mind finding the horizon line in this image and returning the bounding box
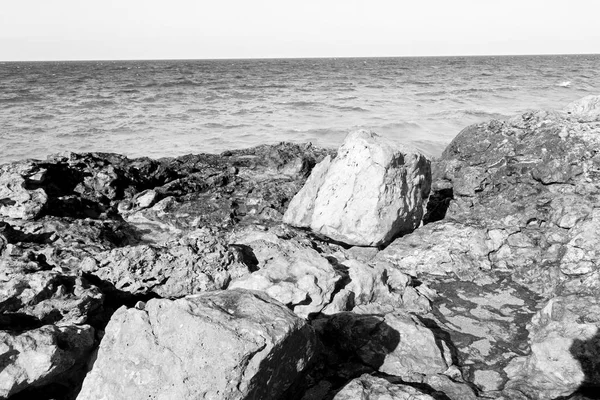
[1,52,599,63]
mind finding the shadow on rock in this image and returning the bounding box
[569,331,600,399]
[423,188,453,225]
[289,312,454,400]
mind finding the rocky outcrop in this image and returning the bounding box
[0,324,94,399]
[2,96,600,400]
[228,228,342,318]
[374,95,600,398]
[504,295,600,399]
[76,289,316,400]
[333,374,436,400]
[283,130,431,246]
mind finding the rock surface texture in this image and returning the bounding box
[2,97,600,400]
[77,289,316,400]
[283,130,431,246]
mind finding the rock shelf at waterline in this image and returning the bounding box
[1,95,600,400]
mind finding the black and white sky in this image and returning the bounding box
[1,0,598,61]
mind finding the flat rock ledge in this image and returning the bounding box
[1,96,600,400]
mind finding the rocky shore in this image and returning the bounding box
[1,96,600,400]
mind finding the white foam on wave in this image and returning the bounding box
[558,81,571,87]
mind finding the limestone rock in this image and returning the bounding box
[84,229,251,298]
[77,289,316,400]
[564,94,600,121]
[333,374,436,400]
[0,162,48,220]
[229,228,342,318]
[0,324,94,398]
[0,265,103,328]
[321,312,450,378]
[504,295,600,399]
[427,108,600,295]
[375,221,493,280]
[283,130,431,246]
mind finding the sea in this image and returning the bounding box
[1,55,599,163]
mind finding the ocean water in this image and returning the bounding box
[1,55,599,163]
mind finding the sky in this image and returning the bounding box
[1,0,599,61]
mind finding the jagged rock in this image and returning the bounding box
[564,94,600,121]
[283,130,431,246]
[422,372,479,400]
[504,295,600,400]
[83,229,251,298]
[333,374,436,400]
[0,162,48,220]
[76,289,316,400]
[0,324,94,398]
[320,312,450,378]
[229,228,342,318]
[426,109,600,295]
[0,261,103,328]
[322,260,431,315]
[375,221,493,281]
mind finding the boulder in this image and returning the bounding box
[504,295,600,400]
[564,94,600,121]
[283,130,431,246]
[333,374,436,400]
[77,289,316,400]
[427,108,600,295]
[229,228,342,318]
[0,324,94,398]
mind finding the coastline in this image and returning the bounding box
[1,95,600,399]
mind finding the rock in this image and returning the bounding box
[0,162,48,220]
[229,228,342,318]
[427,109,600,295]
[374,221,493,280]
[333,374,436,400]
[422,373,479,400]
[320,312,450,378]
[564,94,600,121]
[77,289,316,400]
[84,229,252,298]
[322,260,430,315]
[0,264,104,328]
[283,130,431,246]
[132,189,158,209]
[0,324,94,399]
[504,295,600,399]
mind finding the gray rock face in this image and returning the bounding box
[0,324,94,398]
[229,228,342,318]
[82,228,252,298]
[333,374,436,400]
[320,311,450,378]
[375,103,600,397]
[504,295,600,400]
[77,289,316,400]
[564,94,600,121]
[283,130,431,246]
[0,163,48,220]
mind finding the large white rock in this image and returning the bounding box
[283,130,431,246]
[77,289,316,400]
[564,94,600,121]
